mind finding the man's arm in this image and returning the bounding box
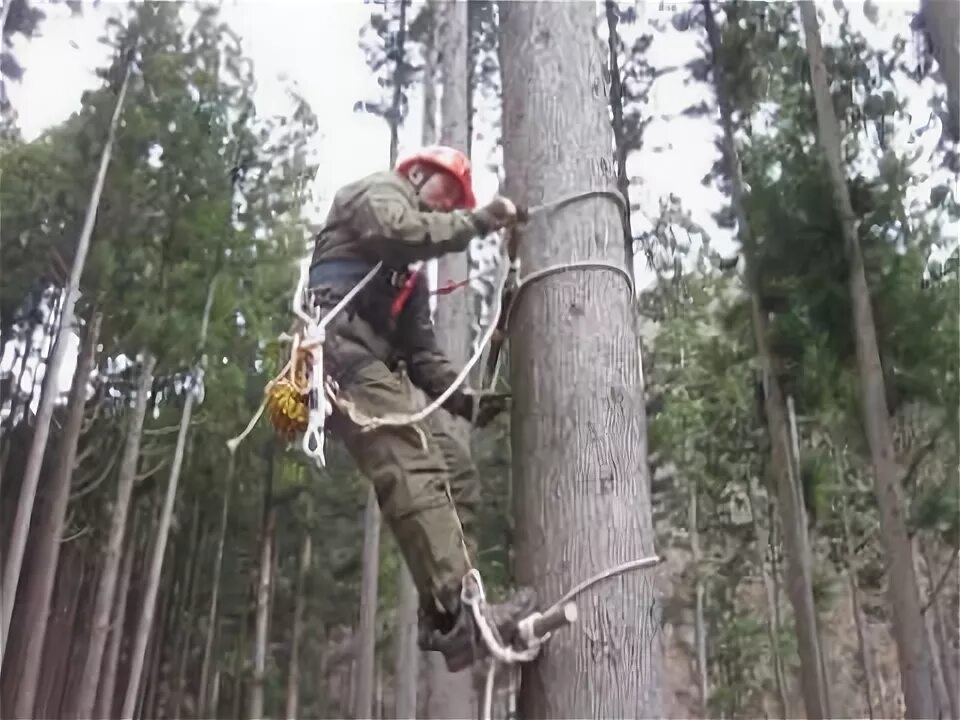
[398,275,463,400]
[351,180,504,266]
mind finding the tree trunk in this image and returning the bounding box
[799,5,938,717]
[172,503,204,719]
[121,275,218,719]
[75,352,157,719]
[427,0,476,717]
[689,481,709,714]
[286,531,311,720]
[198,452,236,718]
[394,566,419,720]
[353,486,381,720]
[923,541,959,720]
[702,2,830,715]
[249,504,275,720]
[14,312,102,715]
[2,58,133,659]
[746,477,790,718]
[921,0,960,142]
[96,508,139,720]
[499,3,661,716]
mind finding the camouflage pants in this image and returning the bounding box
[329,359,479,613]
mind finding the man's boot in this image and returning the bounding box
[418,585,538,673]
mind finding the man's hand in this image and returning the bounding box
[474,195,519,233]
[444,389,510,428]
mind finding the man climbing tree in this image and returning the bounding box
[308,144,537,672]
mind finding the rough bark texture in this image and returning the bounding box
[286,531,311,720]
[499,4,661,717]
[14,312,102,717]
[702,2,830,715]
[354,486,381,720]
[2,60,132,655]
[75,352,157,719]
[427,0,476,716]
[921,0,960,142]
[198,452,236,718]
[799,4,938,717]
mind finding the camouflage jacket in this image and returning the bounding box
[309,170,487,398]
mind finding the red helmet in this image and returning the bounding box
[395,145,477,209]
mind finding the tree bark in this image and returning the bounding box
[394,566,419,720]
[121,275,219,719]
[353,486,381,720]
[2,58,133,659]
[198,452,236,719]
[427,0,476,716]
[702,2,830,715]
[799,5,938,717]
[923,541,959,720]
[172,503,204,719]
[499,3,661,716]
[75,352,156,719]
[286,531,311,720]
[14,312,102,716]
[96,508,139,720]
[921,0,960,142]
[249,504,275,720]
[689,481,709,715]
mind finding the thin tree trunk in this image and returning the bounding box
[75,351,157,719]
[198,452,236,718]
[427,0,476,716]
[923,541,959,720]
[702,2,830,715]
[837,456,877,720]
[353,486,381,720]
[15,312,102,716]
[121,276,219,719]
[286,531,311,720]
[172,503,204,719]
[96,508,139,720]
[2,58,133,660]
[500,3,661,716]
[689,481,709,714]
[746,476,790,718]
[249,505,275,720]
[799,5,938,716]
[394,566,419,720]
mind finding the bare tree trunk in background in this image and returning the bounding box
[121,276,219,719]
[75,352,156,719]
[921,0,960,141]
[394,566,419,719]
[702,2,830,715]
[96,509,139,720]
[14,312,102,715]
[913,540,952,718]
[198,452,236,718]
[746,477,790,718]
[922,541,959,720]
[689,482,709,714]
[249,504,275,720]
[427,0,476,717]
[354,487,381,720]
[799,5,938,716]
[2,59,133,660]
[285,531,311,720]
[172,504,204,719]
[500,3,661,716]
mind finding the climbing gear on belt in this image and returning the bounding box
[395,145,477,208]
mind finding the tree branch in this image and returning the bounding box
[136,456,170,482]
[71,441,122,502]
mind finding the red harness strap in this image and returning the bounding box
[389,267,471,319]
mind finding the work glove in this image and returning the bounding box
[473,195,519,235]
[444,389,510,428]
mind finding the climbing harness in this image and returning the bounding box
[464,555,663,720]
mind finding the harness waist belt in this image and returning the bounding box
[309,259,376,288]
